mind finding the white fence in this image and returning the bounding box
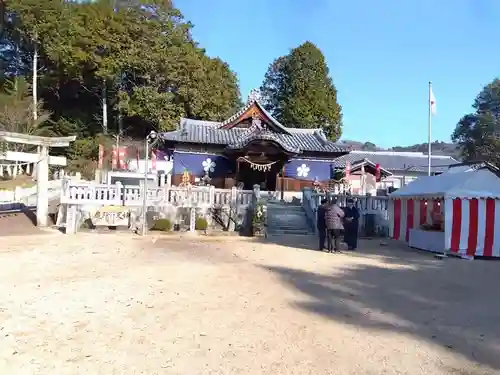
[0,178,73,204]
[0,185,38,203]
[302,187,390,236]
[60,180,254,208]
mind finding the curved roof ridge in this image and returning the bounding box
[285,127,320,134]
[180,118,220,127]
[226,131,301,154]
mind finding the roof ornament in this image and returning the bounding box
[251,111,262,130]
[247,88,262,105]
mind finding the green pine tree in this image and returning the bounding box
[260,41,342,140]
[451,78,500,166]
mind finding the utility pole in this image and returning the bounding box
[102,83,108,134]
[32,34,38,121]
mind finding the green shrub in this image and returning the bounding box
[195,217,208,231]
[152,218,172,232]
[252,203,266,225]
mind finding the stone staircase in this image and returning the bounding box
[266,201,315,236]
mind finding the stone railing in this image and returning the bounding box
[302,187,390,237]
[0,172,82,204]
[166,186,253,207]
[60,180,254,208]
[0,185,37,203]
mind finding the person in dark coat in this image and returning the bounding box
[343,198,360,250]
[324,198,345,252]
[316,199,328,250]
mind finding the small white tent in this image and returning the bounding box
[390,168,500,199]
[389,167,500,258]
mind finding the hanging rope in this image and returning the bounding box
[237,157,278,172]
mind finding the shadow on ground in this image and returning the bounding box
[261,243,500,371]
[258,234,439,267]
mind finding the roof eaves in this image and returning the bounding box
[255,101,291,135]
[226,133,301,154]
[219,102,252,127]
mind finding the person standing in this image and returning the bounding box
[343,198,360,250]
[324,198,345,253]
[316,199,328,250]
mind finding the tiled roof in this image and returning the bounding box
[160,118,348,154]
[226,130,301,154]
[331,151,459,173]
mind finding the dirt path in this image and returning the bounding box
[0,233,498,374]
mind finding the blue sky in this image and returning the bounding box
[177,0,499,147]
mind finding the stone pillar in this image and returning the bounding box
[66,205,78,234]
[115,181,123,205]
[189,207,196,232]
[209,185,216,206]
[36,145,49,227]
[252,184,260,205]
[159,172,166,187]
[228,186,238,231]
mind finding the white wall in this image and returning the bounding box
[379,171,428,189]
[127,159,173,174]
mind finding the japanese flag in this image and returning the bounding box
[430,87,437,115]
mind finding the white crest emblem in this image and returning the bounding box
[296,164,310,178]
[202,158,216,173]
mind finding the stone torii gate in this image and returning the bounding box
[0,131,76,226]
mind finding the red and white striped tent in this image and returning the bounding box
[389,166,500,258]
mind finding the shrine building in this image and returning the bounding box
[158,91,459,193]
[159,92,351,191]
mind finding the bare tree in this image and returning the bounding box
[0,78,52,151]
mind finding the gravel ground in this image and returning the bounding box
[0,211,49,236]
[0,232,499,375]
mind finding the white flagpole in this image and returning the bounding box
[427,81,432,176]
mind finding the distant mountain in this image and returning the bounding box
[338,140,460,159]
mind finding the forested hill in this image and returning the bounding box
[339,140,460,158]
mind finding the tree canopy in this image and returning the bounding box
[260,41,342,140]
[0,0,242,175]
[451,78,500,166]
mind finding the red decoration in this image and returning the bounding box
[111,148,117,169]
[112,146,128,170]
[375,163,381,181]
[98,144,104,169]
[345,162,351,180]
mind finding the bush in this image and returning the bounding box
[252,203,266,225]
[195,217,208,231]
[151,218,172,232]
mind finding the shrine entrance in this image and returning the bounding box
[237,156,283,190]
[226,139,295,192]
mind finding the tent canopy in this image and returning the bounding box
[390,168,500,199]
